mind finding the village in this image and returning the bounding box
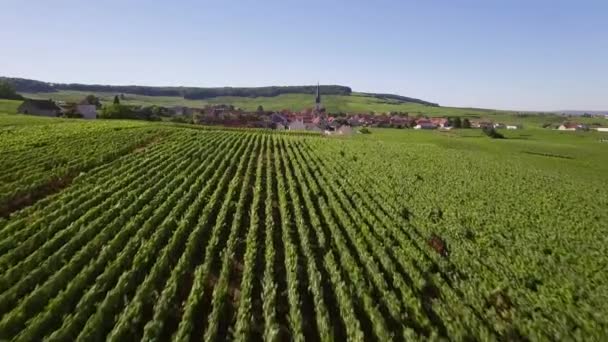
[15,84,608,134]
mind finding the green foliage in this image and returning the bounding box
[0,116,606,341]
[113,95,120,105]
[169,115,192,124]
[462,118,471,128]
[101,104,132,119]
[482,126,505,139]
[83,94,102,109]
[359,127,371,134]
[184,85,352,99]
[450,117,462,128]
[0,81,23,100]
[0,99,23,114]
[60,110,83,119]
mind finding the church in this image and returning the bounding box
[315,83,324,113]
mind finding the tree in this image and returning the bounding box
[452,117,462,128]
[256,105,264,114]
[0,81,24,100]
[84,94,102,108]
[100,104,133,119]
[113,95,120,105]
[482,126,505,139]
[462,118,471,128]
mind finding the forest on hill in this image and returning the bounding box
[0,76,438,106]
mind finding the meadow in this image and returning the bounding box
[0,111,606,341]
[20,91,507,115]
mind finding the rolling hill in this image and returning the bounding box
[5,76,603,127]
[1,76,437,107]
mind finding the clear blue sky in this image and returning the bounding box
[1,0,607,111]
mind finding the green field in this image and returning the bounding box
[0,111,607,341]
[24,90,479,113]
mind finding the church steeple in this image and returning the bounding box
[315,83,322,111]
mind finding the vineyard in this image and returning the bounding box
[0,117,607,341]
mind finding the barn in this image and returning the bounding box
[18,99,61,117]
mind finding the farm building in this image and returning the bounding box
[18,99,61,117]
[59,103,97,119]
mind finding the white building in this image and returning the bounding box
[506,124,522,130]
[337,125,353,135]
[76,104,97,119]
[558,123,587,131]
[288,119,306,131]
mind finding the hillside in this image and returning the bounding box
[1,76,437,106]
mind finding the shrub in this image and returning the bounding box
[482,126,505,139]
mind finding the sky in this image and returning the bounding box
[1,0,607,111]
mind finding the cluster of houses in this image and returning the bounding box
[20,87,608,134]
[15,96,529,134]
[557,123,608,132]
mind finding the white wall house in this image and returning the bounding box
[558,124,586,131]
[414,123,437,130]
[337,125,353,135]
[288,119,306,131]
[76,104,97,119]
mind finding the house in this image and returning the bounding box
[288,119,306,131]
[506,124,522,130]
[430,117,450,128]
[270,112,288,127]
[390,115,408,127]
[470,121,494,129]
[305,123,323,132]
[493,123,506,129]
[558,123,587,131]
[347,116,362,126]
[558,123,577,131]
[336,125,353,135]
[374,115,391,127]
[593,127,608,132]
[76,104,97,119]
[58,102,96,119]
[414,119,437,130]
[17,99,61,117]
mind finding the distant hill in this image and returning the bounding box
[0,76,438,107]
[554,110,608,116]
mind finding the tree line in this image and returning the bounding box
[0,77,352,99]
